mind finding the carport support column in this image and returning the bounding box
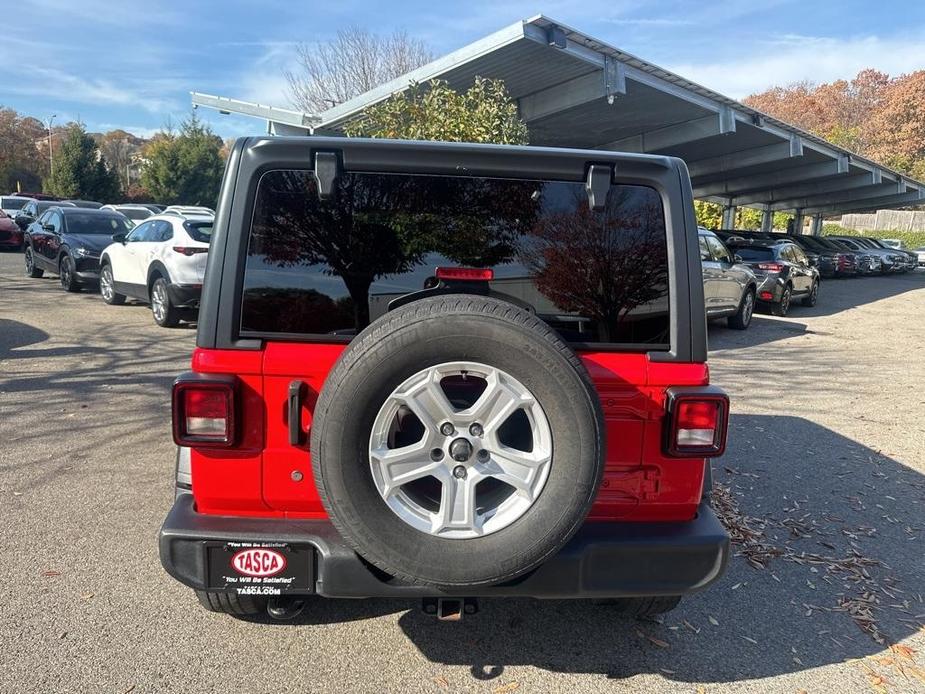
[792,210,805,235]
[760,208,773,233]
[721,204,736,230]
[810,214,823,236]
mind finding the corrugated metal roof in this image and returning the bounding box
[311,14,924,216]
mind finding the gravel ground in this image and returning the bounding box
[1,250,923,694]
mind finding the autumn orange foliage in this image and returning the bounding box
[744,69,925,180]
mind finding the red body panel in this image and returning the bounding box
[188,345,710,522]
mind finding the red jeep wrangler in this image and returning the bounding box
[159,137,730,620]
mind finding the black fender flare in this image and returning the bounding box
[147,260,173,292]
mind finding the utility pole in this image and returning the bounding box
[46,114,57,178]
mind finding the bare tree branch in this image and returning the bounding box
[285,27,433,113]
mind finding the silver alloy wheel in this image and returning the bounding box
[24,248,33,272]
[781,288,791,315]
[152,282,167,323]
[743,291,754,324]
[100,266,114,301]
[369,361,553,539]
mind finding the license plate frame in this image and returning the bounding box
[204,541,315,595]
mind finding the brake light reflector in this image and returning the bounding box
[172,375,237,447]
[435,267,494,281]
[759,291,774,300]
[664,388,729,457]
[757,262,784,272]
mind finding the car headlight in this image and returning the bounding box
[72,247,99,259]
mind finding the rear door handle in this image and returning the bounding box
[288,380,305,446]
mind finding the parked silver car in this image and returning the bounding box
[698,228,759,329]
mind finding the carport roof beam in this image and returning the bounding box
[685,139,803,179]
[693,156,849,196]
[730,171,880,206]
[767,180,912,212]
[800,189,925,215]
[597,112,735,154]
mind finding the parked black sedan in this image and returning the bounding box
[725,240,820,316]
[24,207,134,292]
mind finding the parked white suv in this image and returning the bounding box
[99,213,212,327]
[101,204,154,224]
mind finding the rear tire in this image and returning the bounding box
[24,246,43,278]
[592,596,682,617]
[59,255,80,292]
[151,277,180,327]
[771,285,792,317]
[194,590,267,616]
[727,288,754,330]
[99,264,126,305]
[311,295,605,588]
[801,280,818,307]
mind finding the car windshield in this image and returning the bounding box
[1,198,28,211]
[66,213,133,234]
[117,207,151,220]
[185,221,213,243]
[732,246,775,261]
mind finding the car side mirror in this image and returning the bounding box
[42,223,55,232]
[112,233,127,244]
[733,254,743,263]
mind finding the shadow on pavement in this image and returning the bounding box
[0,318,49,353]
[388,414,923,685]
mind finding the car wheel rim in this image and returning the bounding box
[152,284,166,322]
[24,249,32,272]
[811,283,818,304]
[101,268,113,300]
[743,292,754,324]
[368,361,552,539]
[782,291,790,314]
[60,261,70,287]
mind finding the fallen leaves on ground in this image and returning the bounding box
[713,477,919,646]
[636,628,670,649]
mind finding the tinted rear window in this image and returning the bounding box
[118,207,151,220]
[241,170,670,348]
[66,213,133,234]
[185,221,213,243]
[733,246,775,261]
[1,198,27,211]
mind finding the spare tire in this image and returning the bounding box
[310,295,605,587]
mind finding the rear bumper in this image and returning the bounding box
[166,283,202,308]
[159,492,729,599]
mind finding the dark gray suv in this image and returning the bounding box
[698,228,758,330]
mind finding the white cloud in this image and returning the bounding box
[668,33,925,99]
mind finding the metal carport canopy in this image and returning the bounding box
[310,14,925,218]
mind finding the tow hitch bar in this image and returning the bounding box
[422,597,479,621]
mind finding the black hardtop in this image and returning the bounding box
[196,136,707,364]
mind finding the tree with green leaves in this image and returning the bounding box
[46,124,121,200]
[141,116,224,206]
[252,77,533,330]
[343,77,529,145]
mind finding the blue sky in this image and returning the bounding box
[3,0,925,139]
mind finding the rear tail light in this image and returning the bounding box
[172,246,209,256]
[435,266,494,281]
[757,262,784,272]
[172,374,237,447]
[759,291,774,300]
[664,387,729,458]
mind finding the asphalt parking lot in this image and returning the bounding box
[1,250,923,694]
